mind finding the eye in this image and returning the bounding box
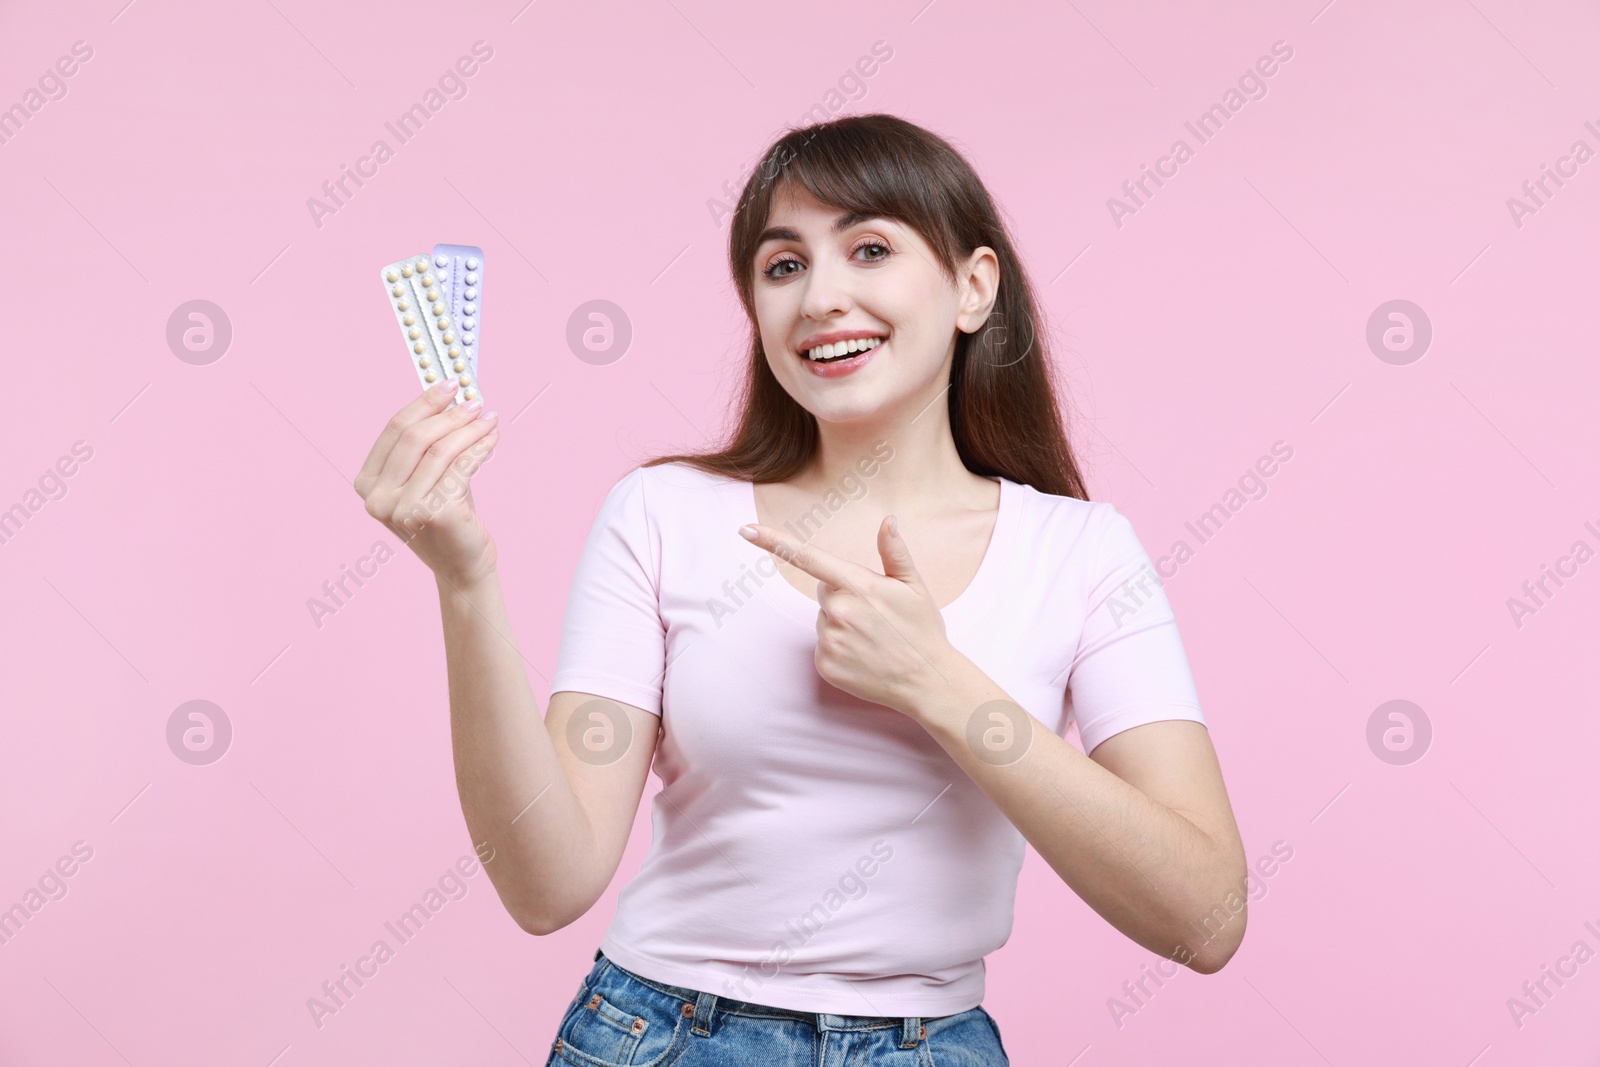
[762,255,803,280]
[760,239,893,280]
[851,239,892,263]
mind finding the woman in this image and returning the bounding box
[356,113,1247,1066]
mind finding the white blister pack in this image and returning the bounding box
[380,244,483,406]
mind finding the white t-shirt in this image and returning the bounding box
[549,460,1207,1016]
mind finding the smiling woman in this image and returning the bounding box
[355,111,1248,1067]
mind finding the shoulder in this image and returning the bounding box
[1005,480,1160,588]
[629,460,742,497]
[593,460,744,522]
[1006,478,1126,547]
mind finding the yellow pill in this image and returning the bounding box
[418,356,431,368]
[413,342,425,354]
[386,269,399,282]
[391,285,404,297]
[425,370,437,382]
[463,387,477,400]
[426,289,439,301]
[402,264,414,277]
[443,331,456,344]
[448,345,461,357]
[415,257,428,269]
[408,328,421,340]
[453,360,465,372]
[397,300,409,311]
[459,374,472,386]
[437,317,451,330]
[431,302,444,315]
[402,314,415,326]
[422,274,434,286]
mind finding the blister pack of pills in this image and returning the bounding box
[379,243,483,406]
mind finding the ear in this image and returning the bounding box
[955,245,1001,334]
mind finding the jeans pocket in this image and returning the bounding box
[555,968,686,1067]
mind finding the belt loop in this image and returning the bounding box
[593,947,603,963]
[692,991,718,1037]
[900,1016,922,1048]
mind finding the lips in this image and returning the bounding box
[800,337,884,379]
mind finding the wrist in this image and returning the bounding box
[901,646,1006,737]
[436,563,500,603]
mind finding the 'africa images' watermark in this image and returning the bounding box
[566,299,633,366]
[305,845,493,1029]
[166,300,233,365]
[709,440,895,628]
[1098,441,1294,628]
[720,839,896,1002]
[965,700,1034,766]
[0,440,94,548]
[1108,839,1294,1028]
[305,41,494,230]
[1505,119,1600,230]
[1506,917,1600,1031]
[384,431,499,547]
[1107,39,1295,229]
[0,39,94,148]
[1505,517,1600,631]
[565,697,635,766]
[705,40,896,229]
[166,699,232,766]
[307,541,399,629]
[1366,699,1431,766]
[0,840,95,949]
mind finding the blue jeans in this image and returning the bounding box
[544,949,1010,1066]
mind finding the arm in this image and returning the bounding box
[439,575,659,934]
[906,657,1246,972]
[356,380,657,935]
[737,510,1248,972]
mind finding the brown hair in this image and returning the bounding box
[642,112,1088,501]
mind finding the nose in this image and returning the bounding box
[797,255,853,323]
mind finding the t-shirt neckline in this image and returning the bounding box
[737,473,1017,626]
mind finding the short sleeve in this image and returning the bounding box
[548,466,666,716]
[1064,504,1206,754]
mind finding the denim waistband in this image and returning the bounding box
[587,947,929,1048]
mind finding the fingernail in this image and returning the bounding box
[462,399,484,413]
[738,525,758,541]
[481,409,499,421]
[433,378,459,393]
[888,516,900,538]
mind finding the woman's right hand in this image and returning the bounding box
[354,379,502,588]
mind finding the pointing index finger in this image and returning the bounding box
[738,523,872,592]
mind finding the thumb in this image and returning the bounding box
[877,515,923,587]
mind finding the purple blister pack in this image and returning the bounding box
[430,244,482,403]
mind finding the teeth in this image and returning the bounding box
[805,336,884,361]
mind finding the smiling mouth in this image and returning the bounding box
[801,336,886,363]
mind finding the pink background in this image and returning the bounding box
[3,0,1597,1062]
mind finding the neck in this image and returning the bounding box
[802,382,990,516]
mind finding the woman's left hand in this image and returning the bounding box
[737,516,966,717]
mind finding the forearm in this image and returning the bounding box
[906,653,1246,971]
[436,571,600,931]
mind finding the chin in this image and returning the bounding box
[799,384,914,427]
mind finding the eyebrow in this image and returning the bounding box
[754,210,883,248]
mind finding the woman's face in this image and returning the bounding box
[750,183,997,428]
